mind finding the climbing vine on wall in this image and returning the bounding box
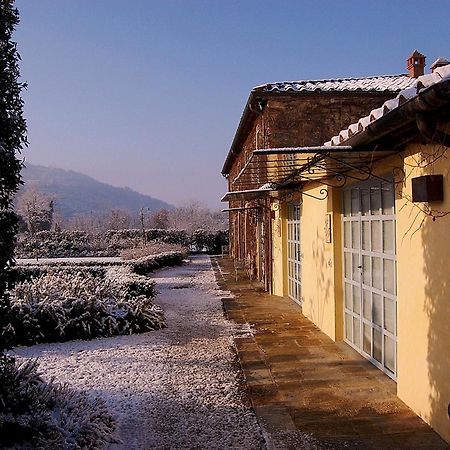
[398,130,450,237]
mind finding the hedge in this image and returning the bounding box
[131,252,185,276]
[9,266,164,346]
[15,229,229,258]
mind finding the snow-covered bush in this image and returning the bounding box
[15,228,227,258]
[105,266,157,299]
[9,267,165,346]
[121,242,187,260]
[11,264,111,284]
[12,250,185,286]
[191,229,229,254]
[131,251,184,275]
[106,228,190,246]
[0,355,118,449]
[16,230,114,258]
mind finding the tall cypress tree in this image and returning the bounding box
[0,0,27,352]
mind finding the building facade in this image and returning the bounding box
[222,53,450,442]
[222,73,416,291]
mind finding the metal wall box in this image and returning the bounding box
[411,175,444,202]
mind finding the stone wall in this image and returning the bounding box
[266,93,396,148]
[227,91,399,291]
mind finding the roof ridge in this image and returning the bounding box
[253,73,409,90]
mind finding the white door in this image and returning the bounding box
[287,203,302,305]
[342,180,397,379]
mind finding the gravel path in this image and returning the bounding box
[14,255,264,449]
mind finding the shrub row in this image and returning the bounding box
[0,355,118,449]
[106,229,190,246]
[15,228,229,258]
[16,230,114,258]
[8,250,186,346]
[8,266,164,346]
[10,265,109,284]
[132,252,185,276]
[12,259,123,285]
[120,242,187,260]
[190,229,229,254]
[11,250,185,281]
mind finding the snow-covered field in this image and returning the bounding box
[14,255,264,449]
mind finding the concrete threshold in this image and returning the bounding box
[212,256,449,450]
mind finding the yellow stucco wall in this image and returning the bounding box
[272,187,344,341]
[331,189,344,341]
[272,201,286,297]
[271,143,449,442]
[296,186,340,340]
[395,143,450,443]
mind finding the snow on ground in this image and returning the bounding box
[13,255,264,450]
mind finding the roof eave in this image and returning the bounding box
[221,77,412,176]
[341,79,450,150]
[220,89,397,176]
[221,91,259,176]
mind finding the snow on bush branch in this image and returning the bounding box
[9,266,165,346]
[12,250,185,279]
[0,355,118,449]
[131,251,185,275]
[15,228,229,258]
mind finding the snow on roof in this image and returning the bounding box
[259,182,279,190]
[431,57,450,70]
[324,64,450,146]
[253,74,416,94]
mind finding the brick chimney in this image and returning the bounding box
[430,57,450,72]
[406,50,426,78]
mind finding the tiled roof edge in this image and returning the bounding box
[252,74,412,93]
[325,65,450,147]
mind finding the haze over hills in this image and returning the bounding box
[20,163,174,218]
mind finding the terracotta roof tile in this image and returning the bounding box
[253,74,416,94]
[324,63,450,147]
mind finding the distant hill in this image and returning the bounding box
[20,163,173,218]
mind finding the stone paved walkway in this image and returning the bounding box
[212,257,449,450]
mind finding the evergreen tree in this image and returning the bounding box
[0,0,27,352]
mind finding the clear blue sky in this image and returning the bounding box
[14,0,450,208]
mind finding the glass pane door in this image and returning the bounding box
[343,180,397,379]
[287,203,302,304]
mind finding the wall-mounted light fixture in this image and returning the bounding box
[411,175,444,202]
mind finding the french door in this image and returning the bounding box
[287,203,302,305]
[342,180,397,379]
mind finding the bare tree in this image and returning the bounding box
[147,208,170,229]
[167,201,227,233]
[104,208,132,230]
[66,212,102,232]
[139,207,147,246]
[51,212,64,232]
[17,185,54,232]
